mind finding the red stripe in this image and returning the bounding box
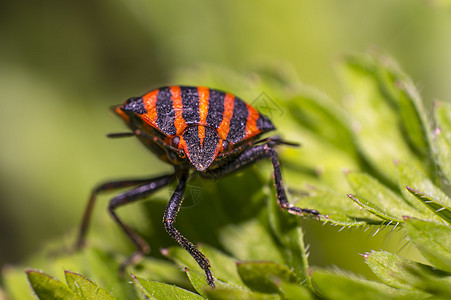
[198,87,209,125]
[170,86,186,135]
[244,103,261,139]
[198,87,210,146]
[198,125,205,147]
[178,136,188,156]
[217,93,235,141]
[141,89,159,127]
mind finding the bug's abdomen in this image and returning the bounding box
[121,86,275,144]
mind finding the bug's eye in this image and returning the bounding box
[171,136,180,148]
[222,140,231,152]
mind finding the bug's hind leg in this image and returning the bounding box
[163,170,215,287]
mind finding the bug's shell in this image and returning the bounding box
[115,86,275,170]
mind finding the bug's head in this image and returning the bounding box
[174,125,222,172]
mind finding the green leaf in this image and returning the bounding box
[132,257,190,289]
[184,268,214,298]
[311,269,424,300]
[364,251,451,297]
[184,268,277,300]
[164,245,244,288]
[404,217,451,273]
[396,161,450,222]
[375,64,433,171]
[406,187,451,224]
[340,54,426,186]
[267,186,310,285]
[364,250,417,290]
[219,219,285,265]
[434,101,451,183]
[164,245,249,291]
[287,92,357,159]
[131,275,203,300]
[281,121,360,194]
[80,248,137,299]
[277,281,314,300]
[347,194,399,222]
[205,287,280,300]
[64,271,115,300]
[199,245,245,286]
[347,172,422,221]
[291,187,382,226]
[236,261,298,294]
[162,246,205,279]
[26,269,77,300]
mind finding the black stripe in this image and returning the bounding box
[206,89,225,129]
[184,125,201,150]
[256,113,275,132]
[183,125,219,171]
[227,97,248,144]
[180,86,200,125]
[121,97,147,114]
[156,87,176,136]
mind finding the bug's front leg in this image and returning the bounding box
[78,174,174,275]
[163,170,215,287]
[76,175,174,250]
[205,142,320,218]
[264,145,320,218]
[108,175,177,273]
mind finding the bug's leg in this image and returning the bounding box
[76,175,174,256]
[206,143,320,218]
[163,170,215,287]
[264,145,320,217]
[216,136,299,161]
[105,175,175,273]
[255,135,301,147]
[76,176,173,249]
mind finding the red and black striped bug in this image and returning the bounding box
[76,86,319,287]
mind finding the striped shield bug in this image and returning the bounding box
[76,86,320,287]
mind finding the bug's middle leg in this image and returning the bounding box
[163,170,215,287]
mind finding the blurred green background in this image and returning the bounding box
[1,0,451,280]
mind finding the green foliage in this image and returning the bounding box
[132,275,203,300]
[2,52,451,299]
[25,269,115,300]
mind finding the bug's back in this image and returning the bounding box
[121,86,275,145]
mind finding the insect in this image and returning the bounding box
[75,86,320,287]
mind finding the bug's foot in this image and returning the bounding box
[205,269,215,288]
[287,205,321,220]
